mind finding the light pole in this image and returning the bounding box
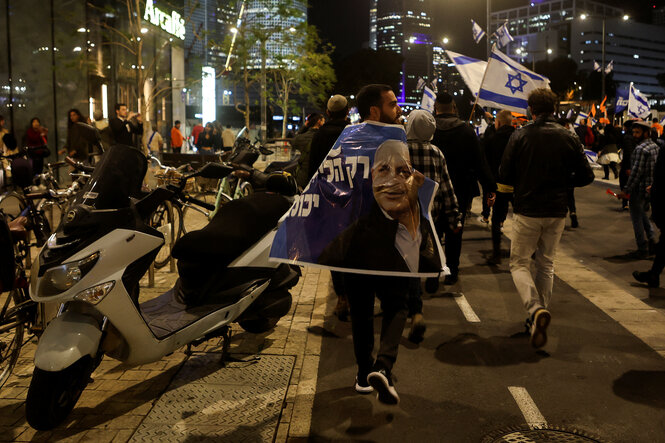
[580,13,629,100]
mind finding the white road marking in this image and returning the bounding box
[454,293,481,323]
[508,386,548,427]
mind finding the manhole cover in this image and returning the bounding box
[482,425,608,443]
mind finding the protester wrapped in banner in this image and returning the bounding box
[270,121,446,277]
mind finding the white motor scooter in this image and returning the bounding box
[26,145,299,430]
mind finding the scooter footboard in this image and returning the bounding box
[34,311,102,372]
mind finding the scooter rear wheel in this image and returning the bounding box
[25,355,93,430]
[238,317,279,334]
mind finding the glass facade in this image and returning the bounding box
[0,0,186,155]
[375,0,432,104]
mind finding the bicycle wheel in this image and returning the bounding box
[170,202,184,241]
[0,192,27,220]
[150,202,174,269]
[0,289,25,388]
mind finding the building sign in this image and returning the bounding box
[144,0,186,40]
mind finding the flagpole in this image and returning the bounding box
[486,0,491,60]
[469,44,495,121]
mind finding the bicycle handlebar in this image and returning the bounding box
[184,195,215,211]
[65,156,95,173]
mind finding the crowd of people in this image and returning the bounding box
[289,84,665,406]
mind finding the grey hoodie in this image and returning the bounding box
[406,109,436,142]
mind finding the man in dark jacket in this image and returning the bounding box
[499,88,594,349]
[431,92,496,284]
[308,95,350,182]
[483,110,515,264]
[619,120,637,210]
[109,103,143,147]
[633,148,665,287]
[292,113,324,188]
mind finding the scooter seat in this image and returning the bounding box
[263,154,300,175]
[171,192,291,266]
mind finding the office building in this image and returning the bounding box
[373,0,433,104]
[432,46,465,98]
[491,0,665,96]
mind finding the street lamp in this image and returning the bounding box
[579,13,628,99]
[442,37,449,45]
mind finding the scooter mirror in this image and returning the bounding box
[197,162,234,179]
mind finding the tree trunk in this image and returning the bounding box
[260,39,267,144]
[243,68,251,129]
[282,81,289,138]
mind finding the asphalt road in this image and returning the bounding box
[308,180,665,442]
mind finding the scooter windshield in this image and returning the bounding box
[73,144,147,210]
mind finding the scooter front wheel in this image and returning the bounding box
[25,355,93,430]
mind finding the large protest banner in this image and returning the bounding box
[270,121,446,277]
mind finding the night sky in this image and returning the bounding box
[309,0,665,62]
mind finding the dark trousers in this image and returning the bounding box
[620,167,630,207]
[603,162,618,179]
[345,274,409,375]
[481,192,491,219]
[567,188,576,214]
[442,204,468,276]
[330,271,345,296]
[172,146,182,154]
[407,278,422,317]
[491,192,513,254]
[652,222,665,275]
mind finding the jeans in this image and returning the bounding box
[628,193,655,252]
[345,274,409,375]
[510,214,565,317]
[491,192,513,254]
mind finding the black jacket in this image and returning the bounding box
[432,113,496,204]
[651,150,665,229]
[318,202,441,274]
[308,119,348,180]
[482,124,515,182]
[109,117,142,147]
[292,128,318,188]
[499,116,595,218]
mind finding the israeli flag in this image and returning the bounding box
[421,86,436,113]
[477,46,550,114]
[615,88,629,113]
[604,60,614,74]
[493,22,514,48]
[575,112,589,127]
[416,77,426,91]
[472,20,486,44]
[446,50,487,97]
[628,83,650,119]
[593,60,601,72]
[660,115,665,126]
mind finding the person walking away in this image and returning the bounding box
[560,118,582,228]
[617,120,660,259]
[196,123,217,154]
[633,147,665,288]
[222,125,235,151]
[293,113,324,189]
[499,88,594,348]
[346,84,406,404]
[598,123,620,180]
[432,92,496,284]
[60,109,90,164]
[147,123,164,155]
[170,120,185,153]
[619,120,637,211]
[405,109,461,342]
[24,117,49,175]
[483,110,516,265]
[110,103,143,147]
[309,96,350,321]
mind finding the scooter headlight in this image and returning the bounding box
[40,252,100,296]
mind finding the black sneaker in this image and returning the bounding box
[570,214,579,228]
[633,270,660,288]
[367,367,399,405]
[529,308,551,349]
[443,273,458,285]
[354,374,374,394]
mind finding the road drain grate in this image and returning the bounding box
[482,425,608,443]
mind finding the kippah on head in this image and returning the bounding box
[436,92,454,105]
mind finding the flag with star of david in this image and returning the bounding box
[628,82,650,119]
[477,46,550,114]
